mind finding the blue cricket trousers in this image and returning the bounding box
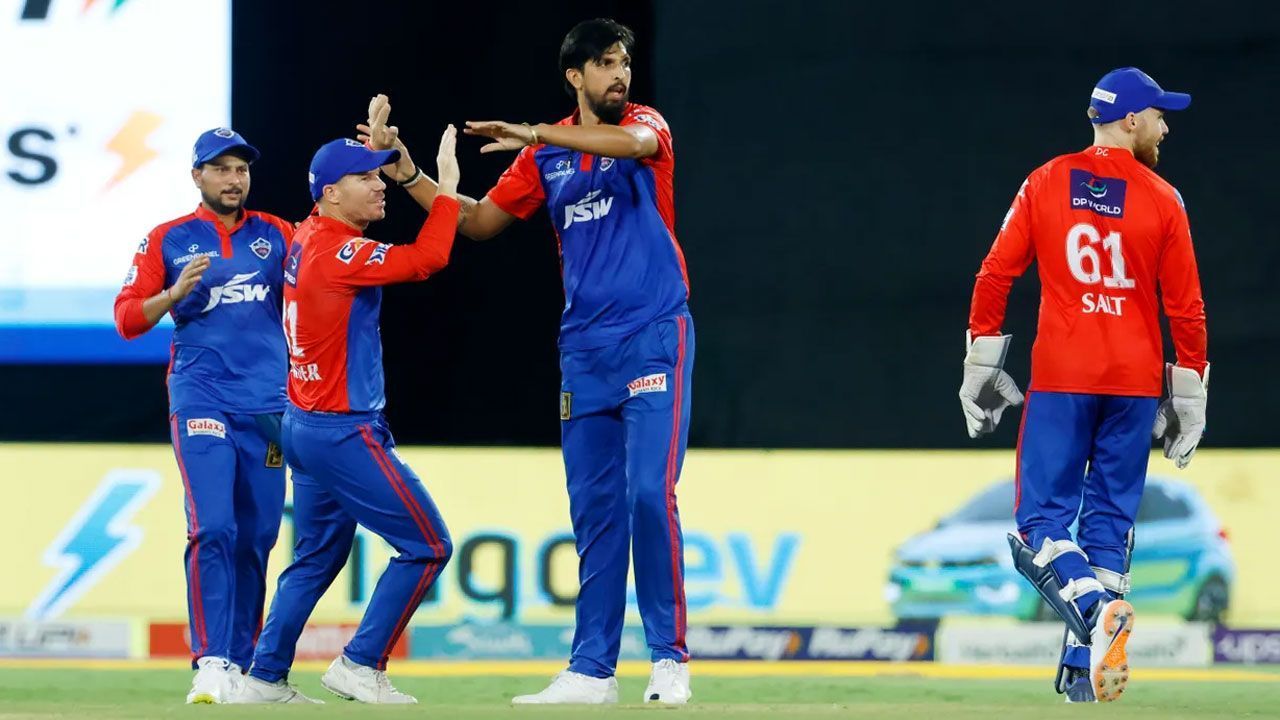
[560,310,694,678]
[1016,391,1157,667]
[250,409,451,679]
[170,410,286,669]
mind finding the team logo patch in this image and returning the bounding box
[265,442,283,468]
[560,392,573,420]
[365,243,391,265]
[1069,169,1126,218]
[250,237,272,260]
[627,373,668,397]
[336,239,368,264]
[186,418,226,439]
[122,266,137,287]
[136,237,149,255]
[600,157,615,171]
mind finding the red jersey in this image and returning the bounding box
[283,196,459,412]
[969,145,1207,397]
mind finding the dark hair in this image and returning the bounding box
[558,18,635,97]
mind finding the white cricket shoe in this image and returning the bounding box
[320,655,417,704]
[186,656,236,704]
[511,670,619,705]
[232,674,323,704]
[644,658,692,704]
[1089,599,1135,703]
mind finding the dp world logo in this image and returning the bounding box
[1081,177,1108,199]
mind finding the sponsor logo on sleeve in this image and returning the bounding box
[250,237,272,260]
[336,239,369,264]
[1069,169,1126,218]
[136,237,149,255]
[631,112,666,132]
[627,373,668,397]
[122,266,137,286]
[365,243,391,265]
[284,252,300,286]
[185,418,226,439]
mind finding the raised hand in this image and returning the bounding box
[463,120,536,153]
[169,256,211,302]
[358,94,417,182]
[436,124,459,195]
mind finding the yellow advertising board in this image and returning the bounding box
[1,445,1276,626]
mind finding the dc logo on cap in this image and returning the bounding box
[214,128,236,138]
[192,151,199,164]
[308,172,316,184]
[344,139,363,148]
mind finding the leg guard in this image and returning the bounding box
[1008,533,1105,645]
[1091,527,1135,598]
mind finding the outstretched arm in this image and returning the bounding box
[358,94,518,241]
[463,120,658,160]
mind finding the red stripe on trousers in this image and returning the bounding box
[171,416,209,658]
[664,316,689,656]
[358,426,442,554]
[379,561,442,670]
[1014,393,1031,517]
[357,425,445,667]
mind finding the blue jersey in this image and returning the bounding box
[115,206,293,414]
[486,103,690,350]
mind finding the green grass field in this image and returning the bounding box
[1,662,1277,719]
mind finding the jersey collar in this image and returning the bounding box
[195,204,248,234]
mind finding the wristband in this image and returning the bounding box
[398,167,424,188]
[524,122,540,146]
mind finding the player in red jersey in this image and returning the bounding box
[960,68,1208,703]
[236,114,460,705]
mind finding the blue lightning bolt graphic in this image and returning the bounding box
[26,470,161,620]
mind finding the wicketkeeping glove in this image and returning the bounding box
[1152,363,1209,469]
[959,332,1025,439]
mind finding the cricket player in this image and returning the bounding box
[959,67,1208,703]
[113,128,294,703]
[356,18,693,705]
[235,120,459,705]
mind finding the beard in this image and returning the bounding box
[586,86,628,125]
[201,188,244,215]
[1134,138,1160,169]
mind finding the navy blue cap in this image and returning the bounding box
[1089,67,1191,124]
[192,127,260,168]
[308,139,401,201]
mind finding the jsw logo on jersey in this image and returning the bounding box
[202,271,271,312]
[563,189,614,229]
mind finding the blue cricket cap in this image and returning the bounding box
[308,139,401,201]
[1089,67,1190,124]
[192,127,260,167]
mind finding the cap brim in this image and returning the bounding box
[1153,91,1191,111]
[345,148,401,174]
